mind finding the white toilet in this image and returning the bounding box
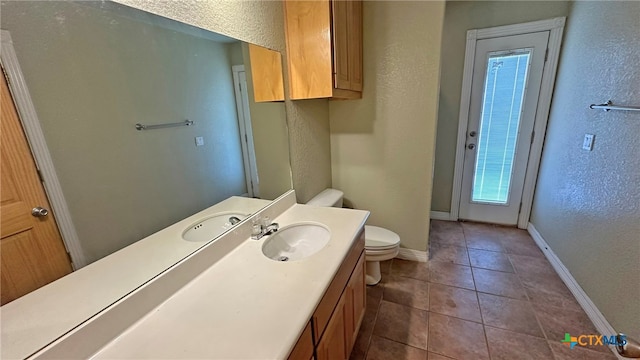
[307,188,400,285]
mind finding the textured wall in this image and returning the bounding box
[330,1,445,252]
[114,0,332,203]
[2,1,251,264]
[431,1,570,212]
[530,1,640,339]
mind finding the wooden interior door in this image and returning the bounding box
[1,71,72,305]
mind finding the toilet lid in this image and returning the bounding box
[365,225,400,250]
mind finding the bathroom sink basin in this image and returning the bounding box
[182,212,248,242]
[262,222,330,262]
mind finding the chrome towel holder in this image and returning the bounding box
[589,100,640,112]
[135,119,194,131]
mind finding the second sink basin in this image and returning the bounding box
[262,222,331,262]
[182,212,248,242]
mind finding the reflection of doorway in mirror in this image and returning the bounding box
[1,70,73,305]
[232,65,260,198]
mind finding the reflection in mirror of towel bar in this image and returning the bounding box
[589,100,640,112]
[135,120,194,131]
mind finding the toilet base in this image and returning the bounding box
[365,246,400,286]
[365,261,382,285]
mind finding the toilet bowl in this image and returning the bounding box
[307,188,401,285]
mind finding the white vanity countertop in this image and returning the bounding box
[92,204,369,359]
[1,196,270,360]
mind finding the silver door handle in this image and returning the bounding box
[31,207,49,217]
[468,144,476,150]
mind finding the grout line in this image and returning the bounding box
[461,223,493,360]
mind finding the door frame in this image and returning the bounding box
[1,30,86,269]
[231,65,260,198]
[449,17,566,228]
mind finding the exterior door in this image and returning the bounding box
[459,31,549,225]
[1,71,72,305]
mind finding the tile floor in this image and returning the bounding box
[350,220,617,360]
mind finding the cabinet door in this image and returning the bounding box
[316,293,348,360]
[332,0,363,93]
[288,322,314,360]
[331,0,350,90]
[346,253,366,352]
[283,0,333,99]
[248,44,285,102]
[347,0,363,91]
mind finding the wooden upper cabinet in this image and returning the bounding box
[284,0,363,100]
[248,44,285,102]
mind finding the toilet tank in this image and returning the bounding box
[306,188,344,208]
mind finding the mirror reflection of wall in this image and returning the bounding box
[0,1,291,268]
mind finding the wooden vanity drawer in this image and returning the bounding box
[312,228,365,345]
[288,321,313,360]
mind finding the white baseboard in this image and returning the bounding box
[396,248,428,263]
[430,211,451,221]
[527,223,624,359]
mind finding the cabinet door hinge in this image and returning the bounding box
[544,48,549,62]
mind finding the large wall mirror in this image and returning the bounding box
[0,0,291,357]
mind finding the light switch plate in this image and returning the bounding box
[195,136,205,147]
[582,134,594,151]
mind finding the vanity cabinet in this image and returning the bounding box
[283,0,363,100]
[288,229,366,360]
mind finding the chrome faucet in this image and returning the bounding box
[251,218,279,240]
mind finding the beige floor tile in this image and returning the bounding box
[523,285,582,312]
[464,231,505,252]
[518,271,574,300]
[373,300,429,350]
[472,268,528,300]
[468,248,514,272]
[383,275,429,311]
[427,352,454,360]
[366,336,427,360]
[430,221,466,247]
[501,236,544,258]
[509,254,557,276]
[428,261,475,290]
[532,302,610,354]
[429,244,469,266]
[478,293,544,338]
[391,259,430,282]
[428,313,489,360]
[428,283,482,323]
[354,223,596,360]
[485,326,555,360]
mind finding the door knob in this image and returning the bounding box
[468,144,476,150]
[31,207,49,217]
[469,131,477,137]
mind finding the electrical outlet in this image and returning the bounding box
[195,136,205,147]
[582,134,594,151]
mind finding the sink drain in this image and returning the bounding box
[277,256,289,262]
